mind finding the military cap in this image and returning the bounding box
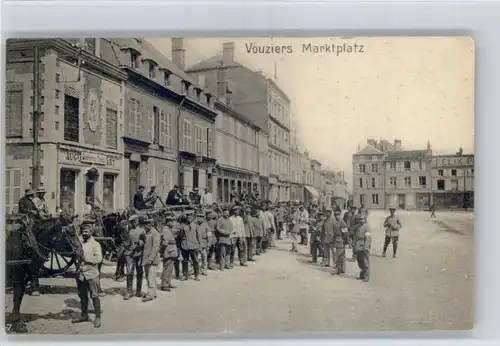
[138,215,153,224]
[207,211,217,219]
[128,214,139,222]
[196,212,205,217]
[164,214,176,221]
[334,207,342,213]
[36,187,46,193]
[81,217,95,225]
[25,189,35,196]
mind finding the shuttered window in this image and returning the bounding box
[5,168,22,214]
[159,109,167,147]
[64,94,80,142]
[136,103,143,139]
[127,99,137,137]
[5,88,23,138]
[145,107,153,143]
[166,111,173,150]
[195,125,203,154]
[106,108,118,148]
[183,120,192,152]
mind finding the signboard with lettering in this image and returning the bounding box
[60,148,120,169]
[432,155,474,167]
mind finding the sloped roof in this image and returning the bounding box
[353,145,384,156]
[186,54,242,72]
[386,150,429,161]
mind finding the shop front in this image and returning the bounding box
[216,165,259,203]
[57,145,124,215]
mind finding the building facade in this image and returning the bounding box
[431,153,474,209]
[5,38,127,215]
[100,38,217,205]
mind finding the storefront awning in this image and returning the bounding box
[304,185,320,199]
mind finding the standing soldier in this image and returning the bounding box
[383,206,403,258]
[244,206,256,262]
[332,207,349,275]
[216,209,232,270]
[298,205,310,246]
[309,212,323,263]
[141,216,161,302]
[197,212,211,275]
[72,218,103,328]
[180,213,201,281]
[123,214,145,300]
[250,207,265,256]
[345,204,358,260]
[320,209,335,267]
[229,207,248,267]
[206,211,218,270]
[160,214,179,291]
[353,213,372,282]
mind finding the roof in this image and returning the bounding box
[353,145,384,156]
[111,38,200,87]
[386,150,429,161]
[186,54,242,72]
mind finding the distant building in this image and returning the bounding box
[352,144,386,209]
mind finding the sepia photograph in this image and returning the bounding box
[4,36,474,334]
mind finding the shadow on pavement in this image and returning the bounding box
[432,220,466,235]
[5,308,77,329]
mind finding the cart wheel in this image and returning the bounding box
[42,250,75,276]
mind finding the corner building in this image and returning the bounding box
[5,39,127,215]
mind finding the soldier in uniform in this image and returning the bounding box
[180,213,201,281]
[250,207,265,256]
[216,209,232,270]
[206,211,218,270]
[320,209,335,267]
[141,215,161,302]
[332,207,349,275]
[345,204,358,260]
[243,205,256,262]
[383,206,403,258]
[197,212,211,275]
[309,212,323,263]
[353,213,372,282]
[229,206,248,267]
[123,214,145,300]
[33,187,51,218]
[160,214,178,291]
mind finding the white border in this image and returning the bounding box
[1,0,498,345]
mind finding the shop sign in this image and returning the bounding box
[433,155,474,167]
[219,169,252,181]
[64,149,117,167]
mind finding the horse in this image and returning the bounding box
[5,213,85,333]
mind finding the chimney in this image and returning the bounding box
[394,139,402,151]
[222,42,235,65]
[171,38,185,70]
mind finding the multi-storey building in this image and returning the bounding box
[186,41,293,201]
[431,152,474,208]
[5,38,127,215]
[100,38,217,204]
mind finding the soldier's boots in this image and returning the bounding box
[72,301,89,323]
[72,315,89,324]
[194,275,200,281]
[382,252,387,257]
[123,292,133,300]
[180,275,189,281]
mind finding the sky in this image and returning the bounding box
[148,37,475,187]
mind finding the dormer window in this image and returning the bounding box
[163,70,172,86]
[182,81,191,96]
[206,94,212,107]
[148,63,156,79]
[130,51,140,69]
[195,88,202,101]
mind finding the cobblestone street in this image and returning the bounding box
[5,211,474,334]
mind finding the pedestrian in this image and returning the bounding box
[353,213,372,282]
[206,211,218,270]
[160,214,179,291]
[320,209,335,267]
[180,213,201,281]
[250,207,265,256]
[229,206,248,267]
[430,203,437,218]
[244,206,256,262]
[197,212,211,275]
[332,207,349,275]
[298,205,310,246]
[344,204,358,260]
[133,185,147,211]
[309,212,323,263]
[140,215,161,302]
[383,206,403,258]
[216,209,232,270]
[72,218,103,328]
[123,214,145,300]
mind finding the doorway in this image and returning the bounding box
[398,194,406,209]
[129,161,139,206]
[193,168,199,189]
[60,169,77,214]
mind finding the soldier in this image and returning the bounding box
[144,186,158,209]
[250,207,265,256]
[160,214,178,291]
[72,217,103,328]
[33,187,51,218]
[320,209,335,267]
[18,189,38,217]
[332,207,349,275]
[206,211,217,270]
[345,205,358,259]
[123,214,145,300]
[141,216,161,302]
[180,213,201,281]
[244,206,256,262]
[383,206,403,258]
[229,206,248,267]
[353,213,372,282]
[197,212,211,275]
[298,205,310,246]
[216,209,232,270]
[133,185,147,211]
[309,212,323,263]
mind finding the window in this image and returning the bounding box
[450,179,458,190]
[451,169,457,176]
[389,162,396,171]
[404,161,411,171]
[418,161,424,171]
[372,194,379,205]
[471,168,474,176]
[359,177,363,188]
[183,119,192,152]
[371,164,378,173]
[390,176,397,188]
[438,169,444,176]
[419,176,427,187]
[153,106,160,144]
[166,111,173,150]
[207,128,213,157]
[404,176,412,187]
[130,51,140,68]
[360,194,365,205]
[5,88,23,137]
[105,108,118,149]
[195,125,203,154]
[371,177,376,188]
[437,179,445,191]
[60,169,76,214]
[148,63,156,79]
[64,94,79,142]
[274,127,278,145]
[359,164,366,173]
[164,71,171,86]
[102,173,115,212]
[5,168,22,214]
